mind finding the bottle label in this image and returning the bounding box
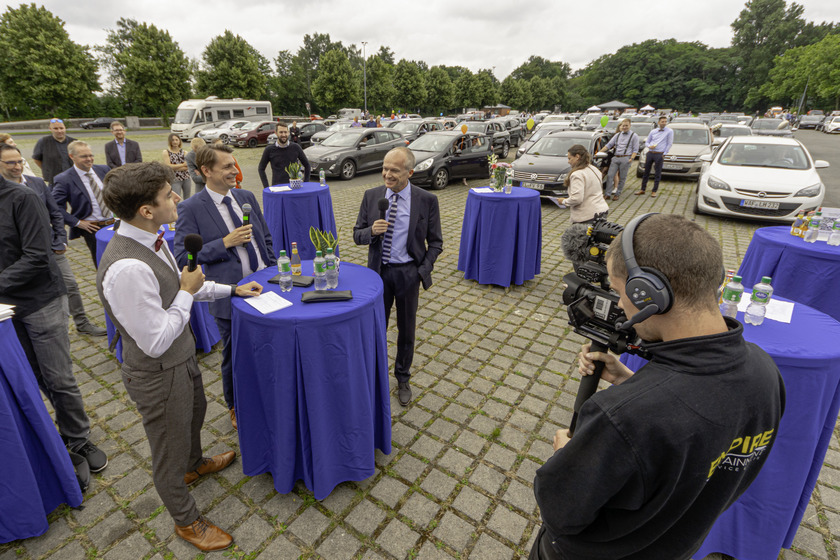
[315,262,324,273]
[751,290,770,303]
[722,287,743,302]
[281,262,291,272]
[326,260,335,270]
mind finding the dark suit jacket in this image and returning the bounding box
[23,175,67,251]
[104,138,142,169]
[52,164,110,240]
[174,188,275,320]
[353,182,443,290]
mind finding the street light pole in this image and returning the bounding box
[362,41,368,116]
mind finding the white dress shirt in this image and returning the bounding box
[101,221,231,358]
[205,188,266,277]
[73,165,109,221]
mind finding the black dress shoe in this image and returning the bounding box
[397,382,412,406]
[75,441,108,473]
[77,323,107,336]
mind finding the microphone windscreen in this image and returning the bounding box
[378,197,389,216]
[242,203,252,214]
[184,233,203,253]
[561,223,592,263]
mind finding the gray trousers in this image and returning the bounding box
[12,295,91,448]
[54,251,89,328]
[122,356,205,526]
[606,156,631,196]
[170,177,192,199]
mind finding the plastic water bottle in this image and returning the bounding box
[319,169,326,186]
[325,247,338,289]
[290,242,302,276]
[745,277,773,326]
[804,211,822,243]
[719,274,744,319]
[504,168,513,194]
[828,221,840,246]
[276,250,292,292]
[313,250,327,290]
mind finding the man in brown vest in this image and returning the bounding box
[95,162,262,551]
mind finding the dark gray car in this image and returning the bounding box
[462,121,511,158]
[304,128,407,180]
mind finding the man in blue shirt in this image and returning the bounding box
[603,119,639,200]
[635,116,674,198]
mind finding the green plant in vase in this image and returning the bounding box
[286,162,303,188]
[309,226,339,254]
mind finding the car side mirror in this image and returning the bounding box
[358,142,365,149]
[453,149,462,156]
[698,154,712,162]
[594,151,608,158]
[815,160,830,169]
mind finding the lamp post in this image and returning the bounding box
[362,41,368,117]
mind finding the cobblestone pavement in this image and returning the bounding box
[1,170,837,560]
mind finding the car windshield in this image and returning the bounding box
[409,134,454,152]
[529,128,563,143]
[239,122,260,131]
[601,121,619,132]
[231,121,248,129]
[321,131,362,147]
[528,137,588,157]
[753,119,784,130]
[718,127,752,138]
[393,122,421,133]
[585,115,602,124]
[631,123,653,135]
[328,122,353,132]
[800,117,821,122]
[463,122,487,133]
[671,128,709,144]
[718,142,810,170]
[174,109,195,124]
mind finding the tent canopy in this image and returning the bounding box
[597,100,632,110]
[586,105,601,112]
[640,104,655,111]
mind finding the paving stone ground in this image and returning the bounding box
[1,170,836,560]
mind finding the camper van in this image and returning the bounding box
[171,98,273,140]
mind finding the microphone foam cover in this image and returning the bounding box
[184,233,203,253]
[242,203,252,213]
[378,198,389,212]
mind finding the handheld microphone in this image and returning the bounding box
[560,223,592,264]
[378,197,389,220]
[241,203,252,247]
[184,234,203,272]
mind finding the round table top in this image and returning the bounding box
[468,186,540,202]
[752,226,840,258]
[263,182,329,198]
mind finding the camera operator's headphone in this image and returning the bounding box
[618,213,674,331]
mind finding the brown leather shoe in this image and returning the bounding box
[184,451,236,485]
[650,192,658,198]
[603,194,610,200]
[229,408,237,431]
[175,516,232,551]
[612,194,620,201]
[634,190,645,195]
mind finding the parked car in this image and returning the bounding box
[80,117,118,129]
[636,123,713,179]
[309,120,354,145]
[694,136,828,222]
[231,120,277,148]
[462,121,511,158]
[750,118,793,138]
[516,123,578,159]
[629,122,655,152]
[409,131,492,189]
[269,121,329,148]
[670,116,705,124]
[822,116,840,134]
[712,124,753,146]
[304,128,407,180]
[511,130,611,199]
[493,117,525,147]
[390,119,440,143]
[579,114,606,130]
[197,120,249,143]
[796,115,823,130]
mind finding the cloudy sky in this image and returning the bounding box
[5,0,840,79]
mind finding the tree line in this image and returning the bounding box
[0,0,836,122]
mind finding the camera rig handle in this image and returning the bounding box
[568,339,608,436]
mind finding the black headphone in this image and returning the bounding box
[618,213,674,331]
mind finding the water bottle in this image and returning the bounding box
[276,250,292,292]
[313,250,327,290]
[325,247,338,289]
[290,242,302,276]
[745,276,773,326]
[719,274,744,319]
[804,211,822,243]
[829,221,840,246]
[504,168,513,194]
[319,168,326,186]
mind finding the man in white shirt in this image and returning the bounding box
[96,161,262,552]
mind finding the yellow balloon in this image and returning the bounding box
[460,124,468,134]
[526,118,535,130]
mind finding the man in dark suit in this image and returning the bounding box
[354,147,443,406]
[174,144,275,430]
[52,141,114,267]
[104,121,142,169]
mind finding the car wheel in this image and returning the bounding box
[431,168,449,190]
[220,134,228,142]
[247,138,258,148]
[501,141,510,159]
[340,159,356,180]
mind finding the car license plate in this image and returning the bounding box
[663,163,682,170]
[522,182,543,190]
[740,199,780,210]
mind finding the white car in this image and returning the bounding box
[823,116,840,134]
[694,136,828,223]
[196,120,249,143]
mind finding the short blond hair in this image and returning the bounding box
[68,140,91,156]
[190,137,206,151]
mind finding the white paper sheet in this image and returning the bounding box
[244,291,292,314]
[269,186,292,192]
[737,295,794,324]
[471,187,494,193]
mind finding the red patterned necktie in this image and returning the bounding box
[154,231,165,252]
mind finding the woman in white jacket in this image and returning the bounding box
[561,144,609,223]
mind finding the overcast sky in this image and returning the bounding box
[5,0,840,79]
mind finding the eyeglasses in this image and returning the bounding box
[0,159,24,166]
[50,118,64,124]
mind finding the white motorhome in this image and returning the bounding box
[171,97,273,139]
[337,108,362,120]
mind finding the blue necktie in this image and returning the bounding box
[381,194,398,264]
[222,196,259,272]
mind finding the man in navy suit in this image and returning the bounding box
[174,144,275,430]
[354,147,443,406]
[52,141,114,267]
[104,121,142,169]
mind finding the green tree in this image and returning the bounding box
[377,46,395,65]
[311,49,360,113]
[510,55,571,82]
[500,76,531,111]
[0,4,99,118]
[273,49,309,115]
[295,33,348,111]
[761,34,840,109]
[453,70,480,110]
[366,55,396,113]
[528,76,552,111]
[476,70,499,107]
[425,66,454,114]
[195,30,265,99]
[393,59,426,111]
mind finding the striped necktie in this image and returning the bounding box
[381,194,398,264]
[87,172,111,218]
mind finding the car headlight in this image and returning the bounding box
[794,183,822,197]
[706,176,731,191]
[414,158,434,172]
[556,173,567,182]
[322,154,339,162]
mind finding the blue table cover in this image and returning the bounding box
[95,225,221,360]
[738,226,840,322]
[614,297,840,559]
[231,261,391,500]
[457,187,541,287]
[262,182,339,261]
[0,320,82,543]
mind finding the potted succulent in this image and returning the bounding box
[286,161,304,189]
[309,226,340,267]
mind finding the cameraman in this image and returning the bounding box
[531,214,785,560]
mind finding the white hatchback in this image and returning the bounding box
[694,136,828,223]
